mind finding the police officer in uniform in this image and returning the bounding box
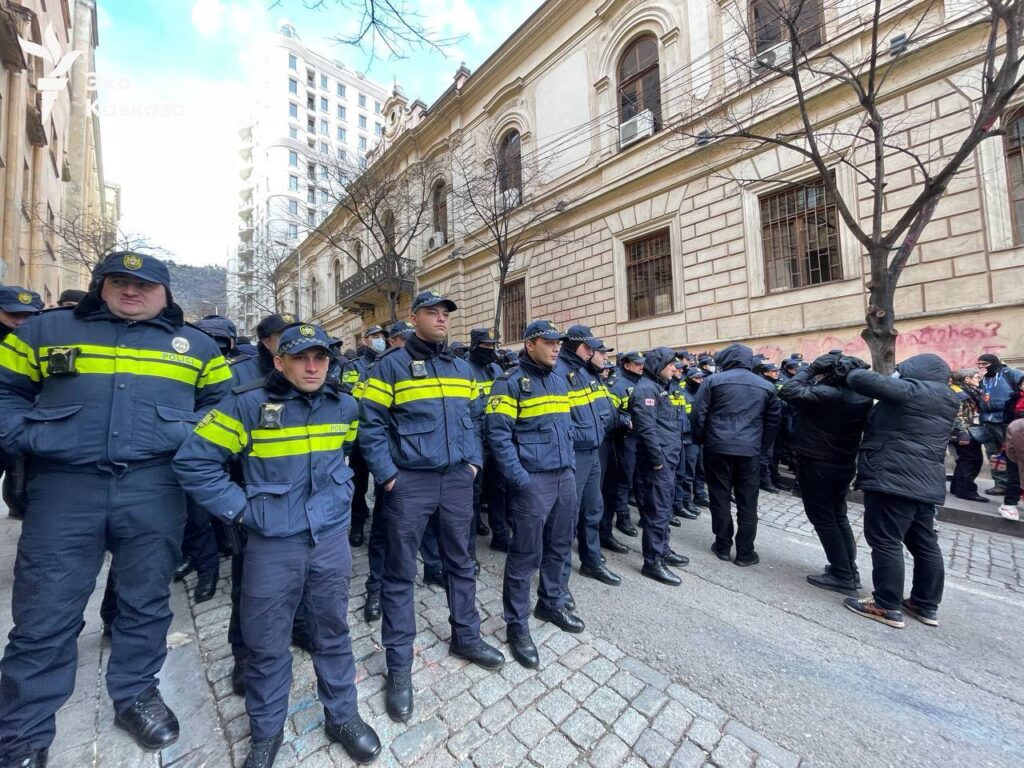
[359,291,504,723]
[684,367,710,507]
[674,367,702,519]
[758,362,784,494]
[341,325,386,547]
[486,320,582,667]
[605,351,644,540]
[0,287,42,521]
[228,313,298,386]
[555,325,622,589]
[0,253,232,766]
[632,348,690,584]
[174,324,379,767]
[466,328,509,550]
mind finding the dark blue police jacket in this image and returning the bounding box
[554,347,605,451]
[0,302,231,467]
[173,371,358,540]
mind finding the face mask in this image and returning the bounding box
[891,370,901,379]
[471,347,496,364]
[370,338,386,353]
[705,365,716,373]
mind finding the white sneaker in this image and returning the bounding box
[998,504,1020,521]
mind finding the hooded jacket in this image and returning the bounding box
[778,366,872,464]
[0,287,231,468]
[692,344,781,457]
[630,347,683,468]
[845,354,959,504]
[978,354,1024,424]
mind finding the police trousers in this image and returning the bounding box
[0,464,185,756]
[503,468,576,632]
[381,466,480,671]
[241,527,357,741]
[611,434,638,525]
[673,442,700,510]
[562,448,603,591]
[637,461,675,566]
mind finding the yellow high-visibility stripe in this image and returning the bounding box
[39,343,204,371]
[519,394,571,414]
[486,394,517,418]
[518,402,571,417]
[198,357,231,388]
[345,420,358,443]
[392,377,476,405]
[0,336,40,382]
[342,370,361,383]
[250,434,347,458]
[478,380,494,396]
[362,377,393,408]
[252,423,352,440]
[40,356,198,385]
[195,410,248,453]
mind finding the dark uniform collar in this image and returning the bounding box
[358,345,379,364]
[518,353,553,378]
[405,333,453,361]
[74,297,184,332]
[642,368,671,389]
[263,370,339,402]
[557,345,587,371]
[620,369,641,383]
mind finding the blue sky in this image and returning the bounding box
[94,0,544,266]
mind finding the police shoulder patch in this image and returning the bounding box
[196,411,216,429]
[644,398,656,406]
[171,336,190,354]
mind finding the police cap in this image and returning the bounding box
[412,289,457,312]
[277,324,332,356]
[387,320,413,339]
[196,315,237,341]
[0,285,43,314]
[686,366,706,380]
[523,320,564,342]
[257,313,299,339]
[94,251,171,287]
[619,351,644,366]
[565,324,604,350]
[470,327,499,346]
[364,325,385,337]
[57,288,87,306]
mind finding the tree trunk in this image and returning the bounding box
[492,267,508,342]
[861,244,898,375]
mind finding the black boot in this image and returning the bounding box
[349,527,365,547]
[363,591,381,623]
[579,563,621,586]
[677,506,699,520]
[664,550,689,567]
[533,605,585,633]
[489,537,509,552]
[615,521,638,537]
[231,661,246,697]
[600,535,629,554]
[450,639,505,670]
[668,516,682,527]
[641,559,681,586]
[759,481,779,494]
[172,559,194,583]
[507,628,539,669]
[694,495,710,508]
[476,520,490,536]
[193,573,217,603]
[423,568,445,588]
[114,687,180,751]
[563,590,576,612]
[242,732,283,768]
[385,669,414,722]
[325,716,382,764]
[808,571,859,595]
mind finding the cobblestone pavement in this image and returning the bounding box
[189,543,804,768]
[756,492,1024,593]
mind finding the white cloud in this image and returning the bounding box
[191,0,227,37]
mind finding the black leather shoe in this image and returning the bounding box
[711,544,731,561]
[242,731,283,768]
[3,749,48,767]
[641,560,681,586]
[600,536,629,554]
[349,528,365,547]
[476,520,490,536]
[231,661,246,697]
[114,687,179,751]
[193,573,217,604]
[450,640,505,670]
[954,493,989,503]
[734,553,760,567]
[760,482,780,494]
[474,560,481,576]
[825,564,862,589]
[806,572,859,595]
[986,486,1007,496]
[694,495,710,507]
[616,522,638,537]
[489,538,509,552]
[172,559,194,583]
[385,669,414,722]
[563,591,576,612]
[507,628,539,669]
[664,550,689,567]
[423,568,445,588]
[678,506,700,520]
[363,591,381,623]
[533,606,585,633]
[668,516,682,527]
[102,622,113,639]
[579,563,621,586]
[325,715,382,764]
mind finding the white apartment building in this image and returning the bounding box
[232,22,390,337]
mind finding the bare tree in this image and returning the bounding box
[274,0,463,61]
[286,142,438,323]
[671,0,1024,372]
[32,203,163,276]
[449,131,577,340]
[247,231,297,317]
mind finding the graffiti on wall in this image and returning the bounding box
[753,321,1008,370]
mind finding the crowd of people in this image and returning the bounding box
[0,254,1020,768]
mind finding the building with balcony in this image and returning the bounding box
[290,0,1024,368]
[229,21,390,336]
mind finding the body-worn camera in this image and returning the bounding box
[519,376,532,394]
[47,347,80,377]
[258,402,285,429]
[409,360,428,379]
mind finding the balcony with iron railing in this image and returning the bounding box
[335,255,416,310]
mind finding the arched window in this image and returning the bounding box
[382,211,396,256]
[1005,108,1024,243]
[309,276,319,315]
[498,131,522,197]
[432,180,448,242]
[333,258,343,303]
[354,241,363,266]
[618,35,661,126]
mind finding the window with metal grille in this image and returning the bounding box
[625,229,673,320]
[1004,108,1024,243]
[750,0,825,55]
[432,180,448,241]
[618,35,661,126]
[502,278,527,342]
[759,173,842,292]
[498,131,522,195]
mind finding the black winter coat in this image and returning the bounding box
[630,348,682,468]
[846,354,958,505]
[692,344,781,457]
[778,367,872,465]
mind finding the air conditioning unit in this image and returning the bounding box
[752,42,792,78]
[427,231,446,250]
[619,109,655,148]
[499,188,521,212]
